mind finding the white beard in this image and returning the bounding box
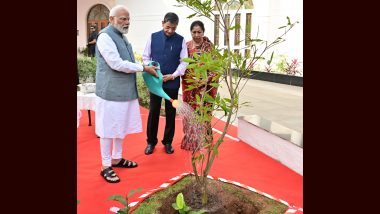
[114,23,129,34]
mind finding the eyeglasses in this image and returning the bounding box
[115,16,129,22]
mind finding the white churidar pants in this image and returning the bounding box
[100,138,123,166]
[95,97,142,166]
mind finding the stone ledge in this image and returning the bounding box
[238,115,303,175]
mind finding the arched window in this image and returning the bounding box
[87,4,109,38]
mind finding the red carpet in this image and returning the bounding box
[77,108,303,213]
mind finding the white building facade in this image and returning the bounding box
[77,0,303,69]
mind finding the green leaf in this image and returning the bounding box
[190,209,208,214]
[193,154,204,162]
[215,93,220,103]
[176,193,185,209]
[202,70,208,80]
[191,157,197,165]
[184,78,196,83]
[108,195,124,201]
[229,24,241,30]
[185,85,196,91]
[241,59,247,70]
[220,105,229,116]
[223,49,228,58]
[186,64,198,69]
[223,98,231,103]
[286,16,291,25]
[278,25,287,29]
[184,206,191,211]
[77,200,80,205]
[193,52,200,60]
[108,195,128,207]
[172,203,179,210]
[118,207,129,214]
[127,188,143,198]
[199,209,208,213]
[240,101,251,106]
[267,51,274,65]
[213,146,219,156]
[195,94,201,103]
[187,13,197,19]
[182,57,196,63]
[209,83,219,88]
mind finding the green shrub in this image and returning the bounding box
[77,55,96,83]
[78,47,89,57]
[136,72,150,108]
[76,54,154,110]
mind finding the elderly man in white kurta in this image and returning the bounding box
[95,5,158,183]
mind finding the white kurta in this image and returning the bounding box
[95,97,142,138]
[95,33,144,139]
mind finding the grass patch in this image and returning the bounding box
[132,176,194,214]
[131,175,288,214]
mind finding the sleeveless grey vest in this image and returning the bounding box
[95,24,138,101]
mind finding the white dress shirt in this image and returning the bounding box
[142,34,188,78]
[97,33,144,73]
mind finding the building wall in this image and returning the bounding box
[118,0,212,54]
[77,0,303,64]
[266,0,303,63]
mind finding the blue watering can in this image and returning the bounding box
[142,61,179,108]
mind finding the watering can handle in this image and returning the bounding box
[143,61,172,101]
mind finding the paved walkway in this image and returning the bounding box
[212,79,303,133]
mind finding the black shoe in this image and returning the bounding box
[145,144,155,155]
[164,144,174,154]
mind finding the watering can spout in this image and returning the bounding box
[142,61,179,108]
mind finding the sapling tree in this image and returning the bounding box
[175,0,298,206]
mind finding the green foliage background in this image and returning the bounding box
[77,54,151,108]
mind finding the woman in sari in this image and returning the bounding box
[181,20,218,151]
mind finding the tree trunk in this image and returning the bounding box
[201,177,208,206]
